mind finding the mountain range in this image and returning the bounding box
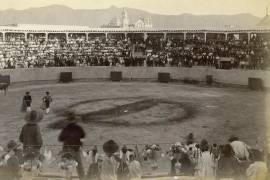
[0,5,263,28]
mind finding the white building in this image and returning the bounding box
[102,8,153,29]
[134,17,153,29]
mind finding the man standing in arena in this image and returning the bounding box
[22,92,32,112]
[58,112,85,179]
[42,91,52,114]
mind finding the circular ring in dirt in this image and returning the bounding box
[48,97,197,129]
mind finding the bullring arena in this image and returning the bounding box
[0,66,270,179]
[0,20,269,179]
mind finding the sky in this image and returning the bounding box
[0,0,269,17]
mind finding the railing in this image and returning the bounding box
[1,143,185,179]
[1,143,266,180]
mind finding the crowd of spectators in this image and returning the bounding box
[0,108,268,180]
[0,33,269,70]
[0,110,268,180]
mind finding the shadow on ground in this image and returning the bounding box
[48,97,198,129]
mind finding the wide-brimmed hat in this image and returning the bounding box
[200,139,209,151]
[65,111,77,123]
[25,110,43,124]
[4,140,19,152]
[103,140,119,154]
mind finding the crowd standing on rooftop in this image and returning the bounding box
[0,33,269,70]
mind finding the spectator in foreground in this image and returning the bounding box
[246,151,268,180]
[0,140,21,180]
[196,139,216,180]
[228,135,251,162]
[117,145,130,180]
[58,111,85,180]
[168,142,183,175]
[128,154,142,180]
[217,144,240,180]
[142,144,161,170]
[228,135,251,177]
[100,140,120,180]
[58,152,78,180]
[168,142,194,176]
[86,146,100,179]
[19,110,43,160]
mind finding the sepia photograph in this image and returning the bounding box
[0,0,269,179]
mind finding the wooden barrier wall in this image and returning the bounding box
[0,67,270,88]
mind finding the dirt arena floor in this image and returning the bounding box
[0,81,268,175]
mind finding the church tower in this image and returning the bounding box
[121,8,129,28]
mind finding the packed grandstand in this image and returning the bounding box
[0,24,269,70]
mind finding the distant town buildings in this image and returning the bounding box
[134,17,153,29]
[106,17,121,28]
[101,8,153,29]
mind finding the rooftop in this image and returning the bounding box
[0,23,269,32]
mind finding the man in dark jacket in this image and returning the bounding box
[58,112,85,179]
[19,110,43,161]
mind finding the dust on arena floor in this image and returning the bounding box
[0,81,268,175]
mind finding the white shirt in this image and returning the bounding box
[196,151,215,180]
[230,141,250,160]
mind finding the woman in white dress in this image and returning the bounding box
[196,139,216,180]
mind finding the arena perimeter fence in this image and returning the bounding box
[4,143,269,178]
[2,143,193,179]
[1,67,270,88]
